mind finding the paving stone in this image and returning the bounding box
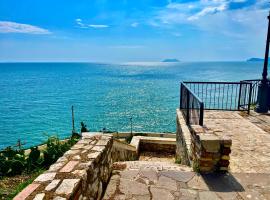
[45,179,61,191]
[160,170,195,182]
[120,170,139,180]
[199,191,221,200]
[13,183,40,200]
[33,193,45,200]
[179,188,198,199]
[140,170,158,183]
[151,187,174,200]
[60,161,79,172]
[35,173,56,182]
[119,178,149,196]
[156,175,177,191]
[187,175,209,190]
[55,179,80,196]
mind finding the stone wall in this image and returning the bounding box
[14,134,137,200]
[176,109,232,173]
[190,125,232,173]
[176,109,192,165]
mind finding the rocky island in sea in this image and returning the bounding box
[247,57,268,62]
[162,58,180,62]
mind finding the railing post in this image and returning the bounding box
[180,83,183,109]
[247,83,253,114]
[199,102,204,126]
[238,82,243,110]
[186,90,190,125]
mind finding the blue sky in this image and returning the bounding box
[0,0,269,62]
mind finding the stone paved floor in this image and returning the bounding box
[204,111,270,173]
[103,111,270,200]
[103,161,270,200]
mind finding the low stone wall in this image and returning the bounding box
[130,136,176,154]
[176,109,192,165]
[14,134,138,200]
[190,125,232,173]
[176,109,232,173]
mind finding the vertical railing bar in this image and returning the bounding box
[238,82,242,110]
[186,89,190,125]
[247,83,252,114]
[199,102,204,126]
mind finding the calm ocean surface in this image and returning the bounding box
[0,62,263,149]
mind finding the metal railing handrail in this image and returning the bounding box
[180,82,204,126]
[181,82,204,104]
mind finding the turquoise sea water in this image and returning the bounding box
[0,62,263,149]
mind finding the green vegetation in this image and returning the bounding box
[0,135,79,177]
[175,157,181,164]
[0,135,79,199]
[0,169,44,200]
[192,160,200,173]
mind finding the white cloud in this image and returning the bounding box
[75,19,109,29]
[0,21,51,34]
[88,24,109,28]
[131,22,139,27]
[188,3,227,21]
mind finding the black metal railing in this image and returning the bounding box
[242,79,261,105]
[180,83,204,126]
[183,81,252,112]
[180,81,254,126]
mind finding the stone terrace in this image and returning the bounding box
[103,161,270,200]
[204,111,270,173]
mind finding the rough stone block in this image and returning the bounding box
[87,152,101,159]
[96,139,109,146]
[92,145,105,152]
[45,179,61,191]
[48,162,66,172]
[199,134,220,153]
[60,161,79,173]
[55,179,80,196]
[13,183,40,200]
[33,193,45,200]
[35,173,56,182]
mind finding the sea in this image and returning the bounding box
[0,62,263,149]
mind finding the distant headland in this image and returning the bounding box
[247,58,269,62]
[162,58,180,63]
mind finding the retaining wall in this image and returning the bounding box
[176,109,232,173]
[14,134,137,200]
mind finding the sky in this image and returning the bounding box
[0,0,269,62]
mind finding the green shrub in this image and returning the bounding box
[10,160,24,175]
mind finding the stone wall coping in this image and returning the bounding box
[82,132,176,139]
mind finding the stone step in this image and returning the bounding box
[112,161,192,172]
